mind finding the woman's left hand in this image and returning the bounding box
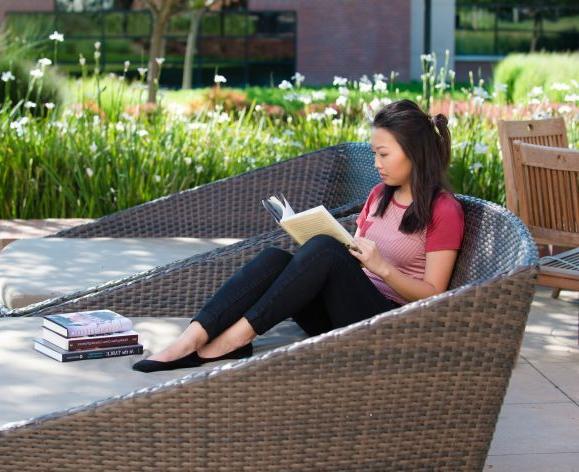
[347,236,391,277]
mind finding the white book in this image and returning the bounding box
[261,193,361,251]
[42,309,133,338]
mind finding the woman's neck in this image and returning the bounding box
[394,184,413,205]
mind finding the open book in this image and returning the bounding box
[261,193,361,252]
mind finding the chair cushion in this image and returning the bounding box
[0,316,309,428]
[0,237,244,309]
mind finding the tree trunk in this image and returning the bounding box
[182,9,205,90]
[147,11,170,104]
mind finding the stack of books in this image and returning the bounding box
[33,309,143,362]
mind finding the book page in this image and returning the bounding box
[280,206,356,247]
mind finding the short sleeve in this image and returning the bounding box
[356,184,383,231]
[425,193,465,252]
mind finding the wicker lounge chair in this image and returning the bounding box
[0,142,379,315]
[0,191,538,470]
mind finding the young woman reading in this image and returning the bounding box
[132,98,465,373]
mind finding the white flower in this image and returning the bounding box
[448,116,458,128]
[369,97,382,111]
[1,71,15,82]
[38,58,52,67]
[115,122,125,132]
[374,79,387,92]
[311,90,326,101]
[380,97,392,106]
[94,51,101,60]
[494,83,508,93]
[254,104,262,111]
[184,157,192,165]
[528,86,544,98]
[195,164,203,173]
[110,187,116,194]
[89,142,98,153]
[324,107,337,116]
[291,72,305,86]
[187,122,208,130]
[473,96,485,106]
[24,101,37,108]
[357,126,370,138]
[532,110,552,120]
[473,86,489,100]
[85,167,94,178]
[359,74,372,85]
[270,137,285,145]
[94,41,101,50]
[448,70,456,81]
[155,57,165,66]
[359,78,372,92]
[551,82,571,92]
[214,74,227,84]
[564,94,579,102]
[49,31,64,42]
[123,60,130,72]
[420,53,433,62]
[137,67,148,78]
[137,129,148,137]
[333,76,348,86]
[79,55,86,66]
[469,162,483,172]
[474,142,488,155]
[153,175,161,183]
[298,94,312,105]
[558,105,572,114]
[338,86,350,96]
[278,80,293,90]
[336,95,348,107]
[332,118,342,127]
[373,73,386,83]
[29,68,43,79]
[528,98,541,105]
[306,112,325,121]
[44,102,55,110]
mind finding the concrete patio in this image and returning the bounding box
[483,285,579,471]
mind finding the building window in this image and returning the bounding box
[456,2,579,56]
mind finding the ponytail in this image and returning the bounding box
[431,113,451,171]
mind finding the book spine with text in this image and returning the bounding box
[61,345,144,362]
[68,334,139,351]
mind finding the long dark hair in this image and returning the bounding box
[371,99,453,234]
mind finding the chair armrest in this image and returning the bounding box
[14,214,359,318]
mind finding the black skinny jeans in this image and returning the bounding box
[191,234,402,342]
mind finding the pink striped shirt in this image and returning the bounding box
[355,183,465,305]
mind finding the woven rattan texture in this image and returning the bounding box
[0,267,536,471]
[50,143,380,239]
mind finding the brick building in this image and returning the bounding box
[0,0,457,85]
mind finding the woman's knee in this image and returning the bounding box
[301,234,346,254]
[257,246,292,266]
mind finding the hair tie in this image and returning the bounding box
[431,115,441,136]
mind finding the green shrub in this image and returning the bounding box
[493,52,579,103]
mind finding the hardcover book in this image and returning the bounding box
[41,327,139,351]
[33,337,143,362]
[43,309,133,338]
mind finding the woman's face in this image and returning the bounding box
[370,127,413,188]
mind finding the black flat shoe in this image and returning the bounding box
[132,343,253,373]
